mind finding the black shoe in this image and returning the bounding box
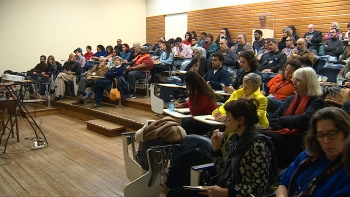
[72,99,84,105]
[53,96,62,101]
[127,94,136,99]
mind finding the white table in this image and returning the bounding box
[158,83,186,89]
[163,109,192,119]
[214,90,231,96]
[193,115,225,125]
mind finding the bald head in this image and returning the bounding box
[308,24,315,33]
[296,38,307,50]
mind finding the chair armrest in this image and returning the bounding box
[191,163,214,171]
[190,163,215,186]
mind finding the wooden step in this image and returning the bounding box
[86,119,126,137]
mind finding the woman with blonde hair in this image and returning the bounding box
[261,67,325,168]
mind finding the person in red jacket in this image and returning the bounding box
[175,70,218,135]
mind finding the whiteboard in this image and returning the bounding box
[165,13,188,40]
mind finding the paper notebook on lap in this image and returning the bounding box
[205,115,215,120]
[183,186,208,191]
[174,108,191,114]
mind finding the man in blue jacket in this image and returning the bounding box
[203,52,231,90]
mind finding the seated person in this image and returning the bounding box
[282,36,297,58]
[86,45,106,70]
[341,46,350,62]
[265,59,302,115]
[213,73,268,128]
[260,67,325,168]
[53,53,81,101]
[342,61,350,81]
[203,52,231,90]
[344,136,350,175]
[35,55,58,95]
[167,98,277,197]
[74,48,86,70]
[175,71,217,135]
[231,33,254,56]
[225,51,261,93]
[185,47,211,77]
[120,43,131,64]
[123,46,154,98]
[201,34,217,58]
[304,24,322,51]
[290,38,317,67]
[173,37,193,71]
[278,28,293,52]
[89,56,124,108]
[83,45,94,62]
[73,56,109,105]
[150,41,173,83]
[324,28,344,58]
[324,22,343,40]
[277,107,350,197]
[258,38,287,84]
[218,39,236,70]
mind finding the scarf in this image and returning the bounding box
[132,54,150,66]
[274,95,310,135]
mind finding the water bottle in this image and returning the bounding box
[169,95,174,112]
[337,71,344,85]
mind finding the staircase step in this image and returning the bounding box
[86,119,126,137]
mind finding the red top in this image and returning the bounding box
[183,40,192,45]
[182,93,218,116]
[84,52,94,61]
[266,74,294,101]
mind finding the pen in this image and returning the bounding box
[175,98,180,105]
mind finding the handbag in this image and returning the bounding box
[109,78,121,101]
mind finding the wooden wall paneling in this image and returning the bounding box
[186,0,350,44]
[146,15,165,46]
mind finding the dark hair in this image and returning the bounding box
[113,48,120,56]
[185,32,192,41]
[239,51,258,71]
[266,38,278,44]
[305,107,350,157]
[191,31,197,38]
[122,43,130,53]
[331,28,339,33]
[343,137,350,175]
[281,59,302,80]
[206,34,214,42]
[192,37,198,41]
[86,45,92,51]
[289,25,296,33]
[221,27,231,38]
[97,45,105,51]
[224,98,259,127]
[3,70,13,74]
[254,30,263,36]
[106,45,114,55]
[184,71,216,108]
[347,23,350,28]
[164,41,172,60]
[212,52,224,62]
[175,37,182,43]
[201,32,207,37]
[40,55,46,60]
[168,38,175,45]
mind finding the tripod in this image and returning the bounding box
[0,81,49,153]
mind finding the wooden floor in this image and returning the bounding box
[0,113,130,197]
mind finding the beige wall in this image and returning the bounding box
[0,0,146,74]
[146,0,276,16]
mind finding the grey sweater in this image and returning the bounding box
[324,38,344,57]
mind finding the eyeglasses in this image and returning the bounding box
[286,40,292,42]
[330,32,336,34]
[315,130,340,141]
[211,59,219,62]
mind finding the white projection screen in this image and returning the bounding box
[165,13,188,40]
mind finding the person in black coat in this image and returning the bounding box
[260,67,325,168]
[185,47,211,76]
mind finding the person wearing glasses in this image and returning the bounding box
[203,52,231,90]
[215,28,231,48]
[278,27,293,52]
[324,28,344,58]
[260,67,325,168]
[282,36,297,58]
[276,107,350,197]
[304,24,323,51]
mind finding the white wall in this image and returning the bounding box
[165,14,187,40]
[0,0,146,74]
[146,0,276,17]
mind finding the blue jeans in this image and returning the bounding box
[267,96,283,117]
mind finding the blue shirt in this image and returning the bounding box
[280,151,350,197]
[94,51,107,57]
[159,51,173,65]
[120,51,131,62]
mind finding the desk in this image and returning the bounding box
[174,71,187,75]
[323,64,345,70]
[158,83,186,89]
[193,115,225,125]
[214,90,231,96]
[319,82,346,87]
[163,109,192,119]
